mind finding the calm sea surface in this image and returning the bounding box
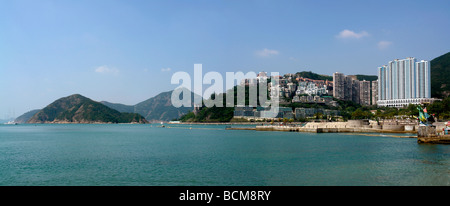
[0,124,448,186]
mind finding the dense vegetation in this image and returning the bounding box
[28,94,147,123]
[179,82,272,122]
[335,96,450,121]
[430,51,450,98]
[355,74,377,82]
[295,71,332,81]
[179,106,234,122]
[293,71,377,82]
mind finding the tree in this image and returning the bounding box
[427,101,443,120]
[314,112,323,119]
[405,104,418,117]
[351,108,365,119]
[375,109,382,117]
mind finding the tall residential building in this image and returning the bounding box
[416,60,431,98]
[333,72,373,105]
[359,80,370,106]
[333,72,345,100]
[344,76,353,101]
[351,79,360,104]
[377,57,436,107]
[403,57,415,99]
[378,65,388,101]
[371,80,378,105]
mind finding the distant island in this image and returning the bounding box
[27,94,148,124]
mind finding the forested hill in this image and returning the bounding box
[27,94,147,124]
[431,51,450,98]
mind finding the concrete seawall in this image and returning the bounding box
[246,125,415,133]
[226,121,450,144]
[418,135,450,144]
[225,120,418,134]
[302,120,417,133]
[381,125,405,131]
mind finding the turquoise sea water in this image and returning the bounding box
[0,124,449,186]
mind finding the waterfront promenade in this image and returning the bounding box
[227,120,448,135]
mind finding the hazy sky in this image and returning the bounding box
[1,0,450,119]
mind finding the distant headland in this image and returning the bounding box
[27,94,148,124]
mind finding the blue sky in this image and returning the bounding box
[1,0,450,119]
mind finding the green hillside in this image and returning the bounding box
[100,101,135,113]
[295,71,332,81]
[355,74,377,82]
[179,84,269,122]
[431,51,450,98]
[100,88,198,122]
[134,90,191,121]
[27,94,147,124]
[14,109,40,123]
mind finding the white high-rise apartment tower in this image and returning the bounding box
[377,57,436,107]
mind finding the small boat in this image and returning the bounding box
[4,121,17,125]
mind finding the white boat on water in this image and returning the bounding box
[4,121,18,125]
